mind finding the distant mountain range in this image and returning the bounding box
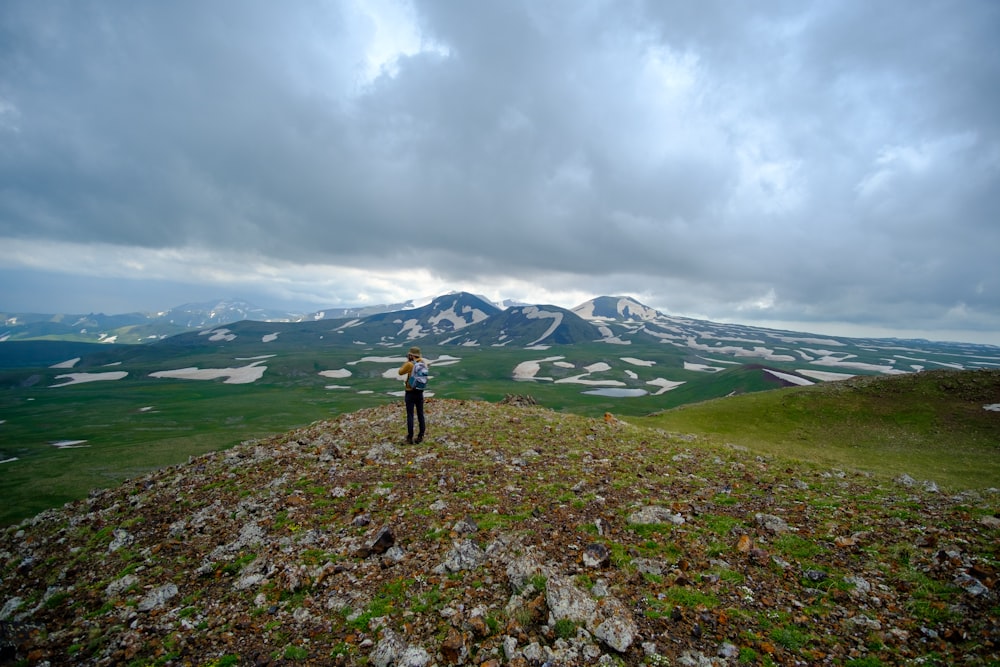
[3,292,999,377]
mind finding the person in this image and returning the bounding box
[397,346,426,444]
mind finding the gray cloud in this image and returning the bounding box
[1,0,998,343]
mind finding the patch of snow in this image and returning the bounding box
[50,371,128,387]
[686,338,796,362]
[647,378,685,394]
[763,369,814,386]
[522,307,563,346]
[51,440,89,449]
[150,361,266,384]
[584,362,612,373]
[319,369,352,379]
[555,375,625,386]
[684,362,725,373]
[398,318,424,339]
[584,387,647,397]
[513,357,564,380]
[809,354,908,374]
[796,369,855,381]
[621,357,656,367]
[984,404,1000,412]
[199,328,237,342]
[50,357,81,369]
[428,356,462,367]
[775,335,845,346]
[601,337,632,345]
[262,333,279,342]
[348,356,405,365]
[0,457,18,464]
[893,355,964,370]
[697,355,740,365]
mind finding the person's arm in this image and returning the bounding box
[398,361,413,377]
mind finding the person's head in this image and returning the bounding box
[408,346,421,360]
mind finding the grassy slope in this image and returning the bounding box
[632,369,1000,491]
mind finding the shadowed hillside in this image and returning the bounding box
[1,399,997,665]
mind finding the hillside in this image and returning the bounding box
[637,369,1000,492]
[1,399,997,665]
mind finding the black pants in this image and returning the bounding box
[405,389,425,439]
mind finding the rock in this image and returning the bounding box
[628,505,684,525]
[453,517,478,535]
[632,557,666,575]
[137,583,178,612]
[844,575,871,598]
[582,543,611,568]
[592,598,635,652]
[372,628,407,667]
[955,573,988,596]
[105,574,139,599]
[545,575,636,652]
[108,529,133,552]
[755,513,791,533]
[0,598,23,621]
[440,627,466,664]
[434,539,486,574]
[546,575,597,622]
[356,526,394,558]
[718,642,739,659]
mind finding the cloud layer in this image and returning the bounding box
[1,1,998,343]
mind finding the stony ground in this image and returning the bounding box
[1,397,998,666]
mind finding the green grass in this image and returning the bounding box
[633,370,1000,491]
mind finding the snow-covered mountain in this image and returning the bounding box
[4,293,1000,379]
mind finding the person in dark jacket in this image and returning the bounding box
[397,346,426,444]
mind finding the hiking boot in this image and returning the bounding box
[414,435,423,444]
[405,435,413,445]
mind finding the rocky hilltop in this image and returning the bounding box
[1,399,997,665]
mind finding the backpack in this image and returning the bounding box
[408,359,429,390]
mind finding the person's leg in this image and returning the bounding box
[414,391,425,443]
[404,391,415,443]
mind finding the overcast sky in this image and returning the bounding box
[2,1,998,345]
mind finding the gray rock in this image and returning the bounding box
[755,513,791,533]
[434,539,486,573]
[105,574,139,599]
[582,543,611,568]
[628,505,685,525]
[137,583,178,612]
[0,597,23,621]
[108,529,133,553]
[372,628,407,667]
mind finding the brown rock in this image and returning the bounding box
[440,627,466,664]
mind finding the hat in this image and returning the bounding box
[408,346,421,357]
